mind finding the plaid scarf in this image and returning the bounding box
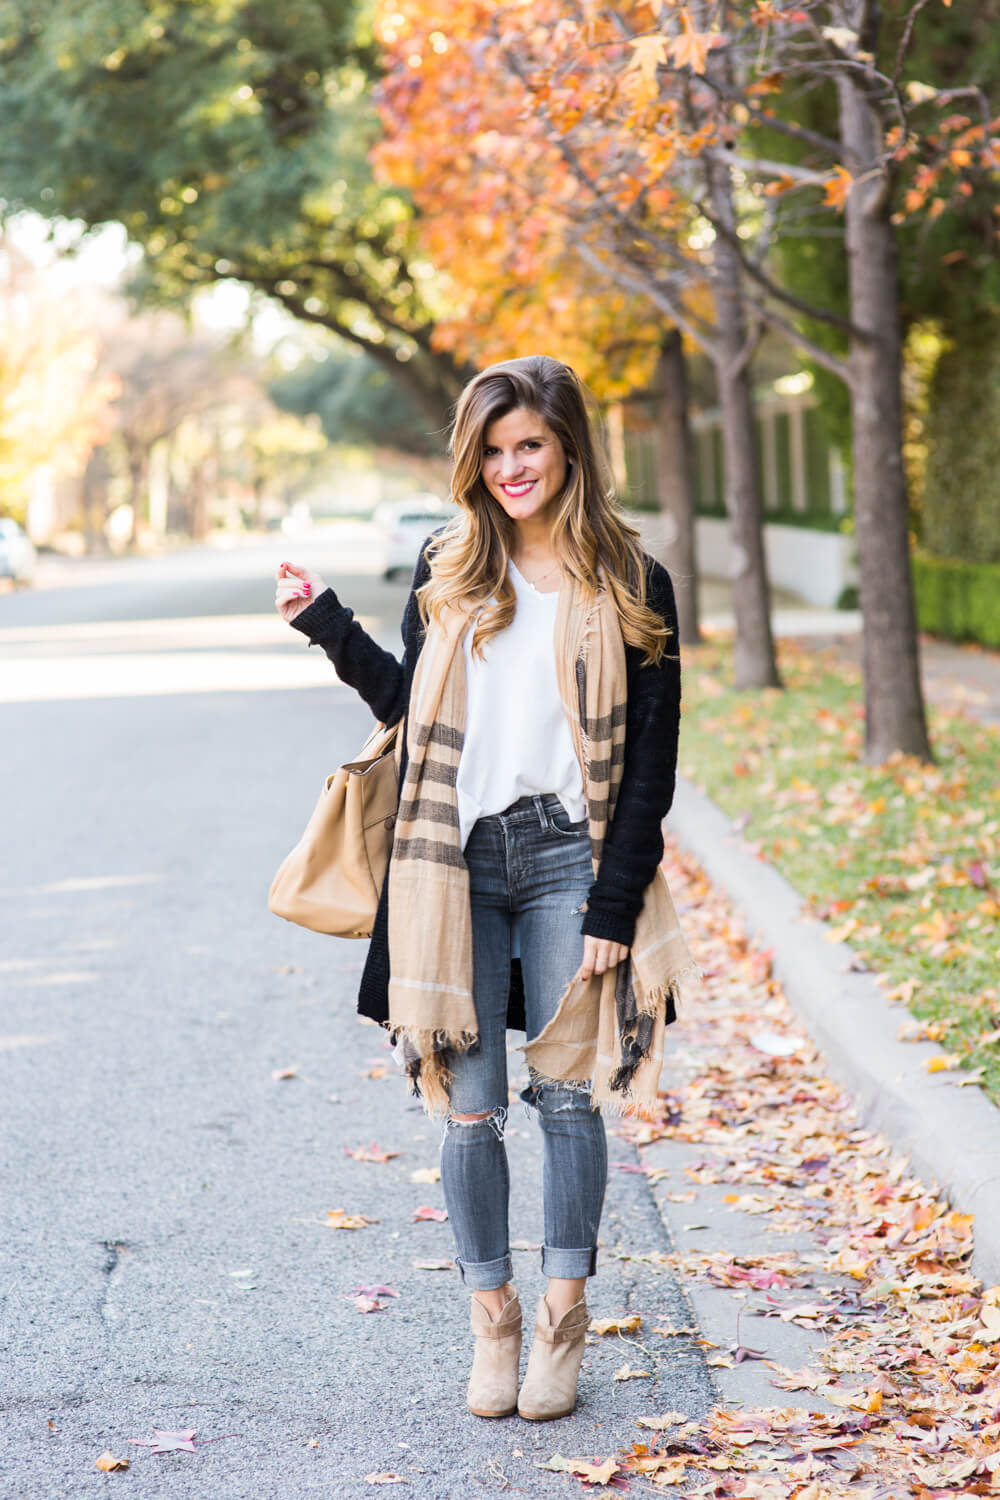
[387,572,696,1117]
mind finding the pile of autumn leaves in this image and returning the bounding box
[569,844,1000,1498]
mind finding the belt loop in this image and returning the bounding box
[532,793,547,829]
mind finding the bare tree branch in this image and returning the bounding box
[892,0,934,86]
[693,196,868,341]
[573,237,722,361]
[742,290,851,382]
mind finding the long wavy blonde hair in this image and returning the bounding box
[418,354,672,666]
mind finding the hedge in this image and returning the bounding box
[912,551,1000,648]
[921,319,1000,567]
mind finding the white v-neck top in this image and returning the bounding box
[455,561,587,849]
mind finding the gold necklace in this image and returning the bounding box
[514,553,560,588]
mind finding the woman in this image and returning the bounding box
[275,355,693,1423]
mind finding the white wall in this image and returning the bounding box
[630,511,857,609]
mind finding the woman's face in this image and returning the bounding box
[480,407,569,530]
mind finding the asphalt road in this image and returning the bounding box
[0,533,717,1499]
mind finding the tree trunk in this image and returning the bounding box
[188,468,208,540]
[251,469,265,529]
[124,442,150,552]
[706,159,781,689]
[837,32,932,762]
[654,331,701,645]
[81,447,112,554]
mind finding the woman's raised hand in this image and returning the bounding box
[275,560,328,624]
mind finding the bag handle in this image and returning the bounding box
[341,718,401,775]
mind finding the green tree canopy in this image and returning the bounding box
[0,0,472,430]
[270,349,446,454]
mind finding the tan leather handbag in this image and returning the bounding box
[268,719,402,938]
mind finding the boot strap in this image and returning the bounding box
[535,1319,587,1345]
[475,1319,522,1340]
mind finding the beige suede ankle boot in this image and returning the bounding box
[466,1290,523,1418]
[517,1294,589,1421]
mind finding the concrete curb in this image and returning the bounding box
[666,774,1000,1288]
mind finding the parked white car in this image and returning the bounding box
[0,518,37,584]
[373,495,458,579]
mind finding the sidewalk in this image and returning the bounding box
[696,572,1000,727]
[840,630,1000,727]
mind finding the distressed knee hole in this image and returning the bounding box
[445,1104,508,1141]
[520,1075,597,1115]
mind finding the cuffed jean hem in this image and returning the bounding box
[541,1245,599,1279]
[455,1253,514,1291]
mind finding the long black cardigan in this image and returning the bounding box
[288,544,681,1030]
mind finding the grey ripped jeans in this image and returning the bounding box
[440,794,609,1291]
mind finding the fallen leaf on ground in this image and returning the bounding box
[613,1365,651,1381]
[129,1429,198,1454]
[271,1065,298,1080]
[349,1295,388,1313]
[412,1258,454,1271]
[768,1366,833,1392]
[412,1205,448,1222]
[326,1208,378,1230]
[636,1411,689,1430]
[537,1454,621,1483]
[354,1284,399,1299]
[731,1343,768,1363]
[95,1451,129,1471]
[365,1473,406,1485]
[590,1313,641,1335]
[950,1067,987,1087]
[925,1053,962,1072]
[409,1166,441,1183]
[624,1448,690,1483]
[344,1142,400,1163]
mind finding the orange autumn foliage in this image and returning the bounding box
[371,0,707,397]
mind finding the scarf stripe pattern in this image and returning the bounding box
[387,575,697,1117]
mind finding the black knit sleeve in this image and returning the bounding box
[288,545,432,727]
[580,558,681,947]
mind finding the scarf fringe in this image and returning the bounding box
[389,1025,480,1119]
[638,962,703,1018]
[615,964,702,1086]
[389,1024,479,1057]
